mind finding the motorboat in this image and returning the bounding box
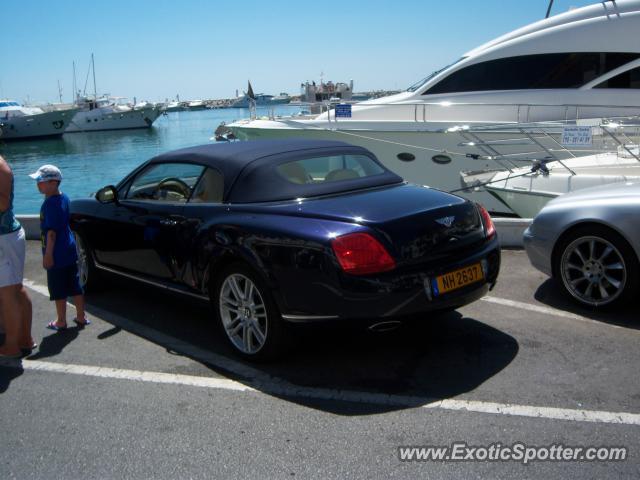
[442,118,640,217]
[227,0,640,214]
[0,100,77,140]
[485,150,640,218]
[65,95,162,133]
[186,100,207,111]
[230,93,291,108]
[165,100,185,112]
[271,92,292,104]
[484,133,640,217]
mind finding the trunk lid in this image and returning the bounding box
[246,183,485,265]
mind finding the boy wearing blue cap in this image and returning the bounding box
[30,165,89,331]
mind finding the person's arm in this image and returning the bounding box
[43,230,56,269]
[0,157,12,213]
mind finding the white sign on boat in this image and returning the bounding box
[561,126,593,146]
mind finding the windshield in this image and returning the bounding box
[406,58,464,92]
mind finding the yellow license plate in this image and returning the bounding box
[432,262,484,296]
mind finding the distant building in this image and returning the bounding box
[300,80,353,103]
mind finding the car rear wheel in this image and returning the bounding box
[75,233,102,293]
[556,226,638,308]
[213,263,288,360]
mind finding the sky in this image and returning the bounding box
[1,0,598,104]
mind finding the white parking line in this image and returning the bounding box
[1,358,639,426]
[17,278,640,426]
[481,296,628,330]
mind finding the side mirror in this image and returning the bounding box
[96,185,119,205]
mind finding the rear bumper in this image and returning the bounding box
[277,239,500,322]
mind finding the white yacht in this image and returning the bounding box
[228,0,640,213]
[187,100,207,111]
[165,100,184,112]
[65,95,162,133]
[484,139,640,217]
[0,100,77,140]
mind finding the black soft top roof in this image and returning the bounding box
[148,139,403,203]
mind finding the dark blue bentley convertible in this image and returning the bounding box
[71,139,500,359]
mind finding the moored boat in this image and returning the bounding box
[0,100,78,141]
[228,0,640,214]
[65,95,162,133]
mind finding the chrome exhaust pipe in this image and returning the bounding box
[367,320,403,332]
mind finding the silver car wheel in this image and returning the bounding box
[560,235,627,306]
[219,273,268,355]
[75,234,89,288]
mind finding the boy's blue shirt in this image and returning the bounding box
[40,192,78,269]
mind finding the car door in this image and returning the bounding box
[92,161,205,281]
[168,167,227,291]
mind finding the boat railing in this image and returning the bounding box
[309,100,640,126]
[446,117,640,176]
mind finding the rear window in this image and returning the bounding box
[275,154,385,185]
[228,148,403,203]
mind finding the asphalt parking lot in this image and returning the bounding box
[1,241,639,479]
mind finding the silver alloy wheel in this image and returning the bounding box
[219,273,268,354]
[75,234,89,288]
[560,235,627,306]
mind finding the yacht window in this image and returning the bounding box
[424,53,640,94]
[407,58,464,92]
[594,66,640,89]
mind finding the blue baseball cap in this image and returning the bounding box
[29,164,62,183]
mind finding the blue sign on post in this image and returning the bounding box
[335,104,352,118]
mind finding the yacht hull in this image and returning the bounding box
[228,121,585,214]
[485,153,640,217]
[0,109,77,140]
[65,106,162,133]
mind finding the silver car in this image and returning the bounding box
[523,181,640,308]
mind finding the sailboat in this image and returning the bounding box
[65,54,162,133]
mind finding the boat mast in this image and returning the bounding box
[57,80,63,103]
[72,61,77,103]
[91,53,97,100]
[545,0,554,18]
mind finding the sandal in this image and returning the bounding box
[46,321,68,331]
[73,318,91,328]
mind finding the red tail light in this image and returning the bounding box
[331,233,396,275]
[477,204,496,239]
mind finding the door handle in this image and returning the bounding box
[159,218,177,227]
[159,215,186,227]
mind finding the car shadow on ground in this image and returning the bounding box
[79,277,519,414]
[534,278,640,330]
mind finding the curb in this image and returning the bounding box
[18,215,40,241]
[17,215,532,249]
[493,218,531,249]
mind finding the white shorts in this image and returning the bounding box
[0,227,26,288]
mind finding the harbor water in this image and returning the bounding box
[1,105,302,214]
